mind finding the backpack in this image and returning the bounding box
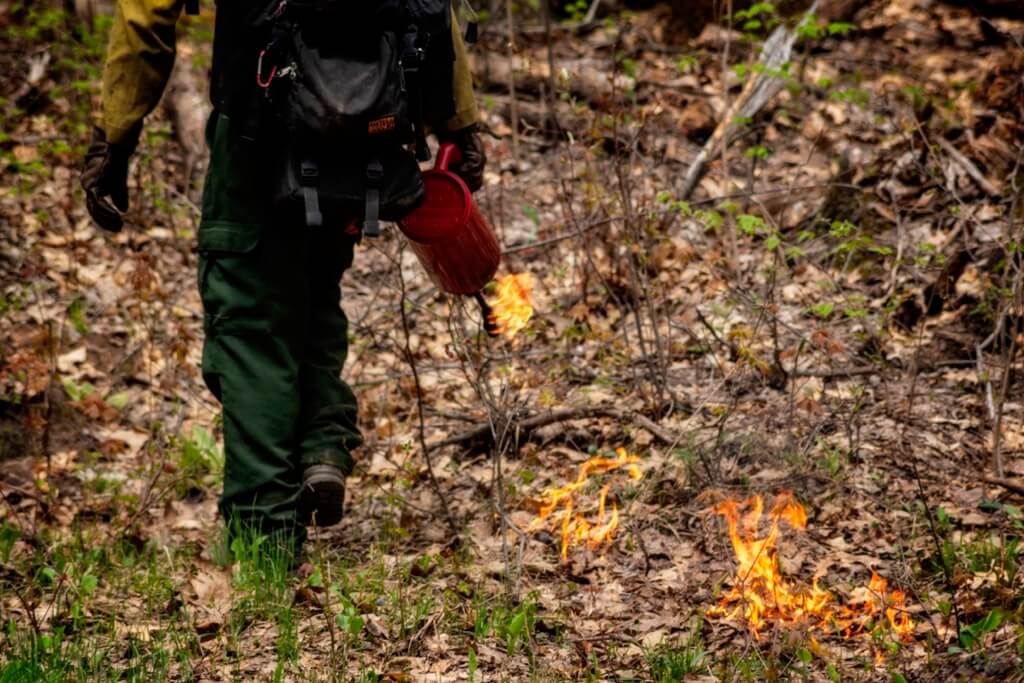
[204,0,459,235]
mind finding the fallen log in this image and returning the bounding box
[485,93,592,135]
[162,47,211,173]
[472,53,633,107]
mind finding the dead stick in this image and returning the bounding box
[427,406,678,452]
[982,476,1024,498]
[793,365,883,379]
[679,0,821,200]
[936,137,1001,197]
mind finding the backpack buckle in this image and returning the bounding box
[299,159,322,227]
[365,161,384,185]
[300,160,319,183]
[363,159,384,238]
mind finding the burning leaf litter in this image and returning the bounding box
[710,492,915,642]
[488,272,535,338]
[527,448,643,561]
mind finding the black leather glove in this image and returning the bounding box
[439,124,486,192]
[81,127,133,232]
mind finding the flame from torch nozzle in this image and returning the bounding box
[487,273,535,339]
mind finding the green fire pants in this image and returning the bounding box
[197,113,363,543]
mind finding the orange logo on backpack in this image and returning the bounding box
[368,116,396,135]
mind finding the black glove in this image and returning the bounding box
[81,127,133,232]
[439,124,486,192]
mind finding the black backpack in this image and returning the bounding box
[204,0,459,235]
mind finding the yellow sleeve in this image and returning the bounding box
[101,0,185,146]
[444,8,481,132]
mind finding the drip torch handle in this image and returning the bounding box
[435,143,462,172]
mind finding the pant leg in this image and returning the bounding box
[296,228,363,475]
[197,113,307,538]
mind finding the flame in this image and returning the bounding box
[488,273,535,338]
[710,493,914,643]
[528,448,642,561]
[868,572,915,638]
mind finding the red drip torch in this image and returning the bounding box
[399,143,502,335]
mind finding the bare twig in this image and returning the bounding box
[504,0,519,161]
[121,407,186,533]
[397,250,460,539]
[989,148,1024,477]
[902,303,963,640]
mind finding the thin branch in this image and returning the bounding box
[397,248,460,539]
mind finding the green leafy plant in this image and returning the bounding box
[959,609,1003,650]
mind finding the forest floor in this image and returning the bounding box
[2,0,1024,681]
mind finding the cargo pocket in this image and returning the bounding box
[197,219,266,399]
[200,113,275,230]
[197,112,268,329]
[197,217,268,329]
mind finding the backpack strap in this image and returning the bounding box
[459,0,479,44]
[362,159,384,237]
[400,28,432,162]
[300,159,323,227]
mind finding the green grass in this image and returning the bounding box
[646,622,709,681]
[0,523,201,682]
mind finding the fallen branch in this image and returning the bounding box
[793,365,884,379]
[427,406,679,453]
[936,137,1001,197]
[982,476,1024,497]
[679,0,821,200]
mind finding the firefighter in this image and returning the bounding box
[81,0,486,556]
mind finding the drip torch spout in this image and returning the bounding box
[473,291,500,337]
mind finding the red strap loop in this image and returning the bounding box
[256,49,277,89]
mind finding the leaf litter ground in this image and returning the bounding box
[1,1,1023,680]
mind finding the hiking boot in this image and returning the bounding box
[298,464,346,527]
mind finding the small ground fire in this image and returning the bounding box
[528,448,643,560]
[710,492,914,642]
